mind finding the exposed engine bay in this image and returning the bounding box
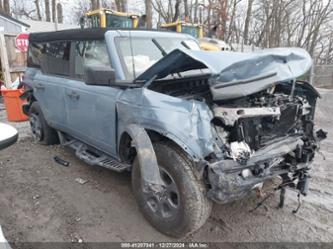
[149,76,327,204]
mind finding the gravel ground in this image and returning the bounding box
[0,89,332,243]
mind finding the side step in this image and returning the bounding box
[58,132,130,172]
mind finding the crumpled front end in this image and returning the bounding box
[132,47,326,204]
[205,82,327,204]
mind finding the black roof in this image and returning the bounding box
[29,28,108,42]
[0,12,30,28]
[29,27,175,43]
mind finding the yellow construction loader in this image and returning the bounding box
[81,8,139,29]
[159,21,230,51]
[159,21,204,39]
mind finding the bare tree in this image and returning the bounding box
[172,0,181,22]
[145,0,153,28]
[72,0,91,25]
[152,0,172,23]
[114,0,127,12]
[57,3,63,23]
[34,0,42,20]
[121,0,127,12]
[193,0,199,23]
[52,0,56,22]
[91,0,96,10]
[184,0,189,21]
[90,0,101,10]
[3,0,10,15]
[226,0,241,43]
[65,0,333,64]
[45,0,51,21]
[243,0,254,45]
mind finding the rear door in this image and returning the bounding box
[30,41,71,131]
[65,40,121,157]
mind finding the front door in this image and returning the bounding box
[65,40,121,157]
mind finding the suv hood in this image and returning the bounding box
[135,47,312,100]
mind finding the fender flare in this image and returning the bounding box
[125,124,164,190]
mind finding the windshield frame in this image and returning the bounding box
[114,36,200,81]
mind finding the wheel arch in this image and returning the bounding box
[118,127,198,164]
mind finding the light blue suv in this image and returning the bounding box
[22,28,325,237]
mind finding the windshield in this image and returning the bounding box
[116,37,200,80]
[182,26,199,38]
[106,14,133,28]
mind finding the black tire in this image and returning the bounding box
[29,102,59,145]
[132,142,212,238]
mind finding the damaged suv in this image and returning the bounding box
[23,29,326,237]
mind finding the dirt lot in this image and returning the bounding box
[0,89,332,243]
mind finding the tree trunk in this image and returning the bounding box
[121,0,127,12]
[193,0,199,23]
[35,0,42,20]
[115,0,127,12]
[0,1,3,12]
[91,0,96,10]
[145,0,153,28]
[3,0,10,15]
[226,0,238,43]
[243,0,254,45]
[219,0,228,40]
[172,0,181,22]
[52,0,56,22]
[115,0,120,11]
[167,0,173,22]
[57,3,63,23]
[45,0,51,21]
[184,0,189,21]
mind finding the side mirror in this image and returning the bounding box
[0,123,18,150]
[84,65,116,86]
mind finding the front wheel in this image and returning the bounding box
[132,142,212,238]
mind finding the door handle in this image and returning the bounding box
[67,91,80,100]
[35,83,45,91]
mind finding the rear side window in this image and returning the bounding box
[28,42,44,68]
[42,42,71,76]
[73,40,111,79]
[28,41,71,76]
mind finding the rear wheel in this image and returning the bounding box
[132,142,212,238]
[29,102,59,145]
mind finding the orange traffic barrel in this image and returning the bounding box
[1,88,29,122]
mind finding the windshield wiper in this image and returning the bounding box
[151,38,182,79]
[152,38,167,57]
[181,41,190,49]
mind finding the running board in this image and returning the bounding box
[58,132,130,172]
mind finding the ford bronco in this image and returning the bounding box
[22,29,326,237]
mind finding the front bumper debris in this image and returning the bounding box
[206,136,309,204]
